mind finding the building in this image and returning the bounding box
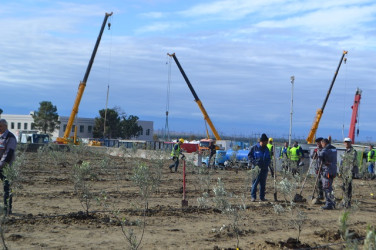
[2,113,154,142]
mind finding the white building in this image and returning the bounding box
[2,113,154,141]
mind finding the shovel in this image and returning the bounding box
[293,159,315,202]
[308,162,323,204]
[272,146,278,201]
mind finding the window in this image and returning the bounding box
[24,123,28,130]
[88,126,92,133]
[71,125,75,132]
[17,123,21,129]
[80,125,84,133]
[146,129,150,136]
[31,123,35,130]
[139,128,143,135]
[63,124,67,131]
[11,122,14,129]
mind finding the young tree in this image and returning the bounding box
[93,108,121,138]
[120,115,142,139]
[32,101,60,134]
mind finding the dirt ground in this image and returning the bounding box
[2,145,376,250]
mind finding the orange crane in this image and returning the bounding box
[348,88,362,144]
[167,53,221,151]
[306,50,348,144]
[56,12,113,144]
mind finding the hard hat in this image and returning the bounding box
[179,138,184,143]
[343,137,352,142]
[268,138,273,142]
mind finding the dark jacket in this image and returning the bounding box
[319,144,337,177]
[248,143,271,171]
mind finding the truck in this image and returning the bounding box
[18,130,49,144]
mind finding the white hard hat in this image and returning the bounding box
[343,137,352,142]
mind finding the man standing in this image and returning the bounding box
[367,145,376,177]
[208,142,216,168]
[319,138,337,210]
[0,119,17,214]
[339,138,357,208]
[169,138,185,173]
[248,133,271,202]
[310,137,324,201]
[266,138,275,177]
[290,141,303,175]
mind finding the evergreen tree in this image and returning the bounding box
[32,101,60,134]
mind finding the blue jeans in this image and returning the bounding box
[169,157,179,172]
[322,175,335,208]
[368,162,374,174]
[251,169,268,199]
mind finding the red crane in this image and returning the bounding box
[348,88,362,143]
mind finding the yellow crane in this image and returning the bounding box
[306,50,348,144]
[167,53,221,151]
[56,12,113,145]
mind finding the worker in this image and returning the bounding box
[319,138,337,210]
[248,133,271,202]
[367,145,376,177]
[266,138,275,177]
[280,141,291,171]
[310,137,324,201]
[339,137,357,208]
[208,142,216,168]
[0,119,17,215]
[169,138,185,173]
[290,141,303,175]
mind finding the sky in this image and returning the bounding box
[1,0,376,142]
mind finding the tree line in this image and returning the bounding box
[31,101,142,139]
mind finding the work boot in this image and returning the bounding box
[169,167,173,173]
[260,198,268,202]
[251,198,256,202]
[321,205,334,210]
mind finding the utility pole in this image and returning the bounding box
[103,84,109,138]
[289,76,295,146]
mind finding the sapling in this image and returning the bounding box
[275,175,307,242]
[72,161,97,216]
[363,226,376,250]
[212,178,247,249]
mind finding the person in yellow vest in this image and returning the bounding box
[290,141,303,175]
[169,138,185,173]
[266,138,275,177]
[367,145,376,177]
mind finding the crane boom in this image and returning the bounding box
[348,88,362,143]
[168,53,221,140]
[306,50,348,144]
[56,12,113,144]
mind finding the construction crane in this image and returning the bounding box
[56,12,113,145]
[306,50,348,144]
[167,53,221,150]
[348,88,362,144]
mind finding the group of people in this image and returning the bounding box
[248,133,359,210]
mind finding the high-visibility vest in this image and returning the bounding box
[367,149,376,162]
[171,143,181,157]
[267,143,273,154]
[290,147,300,161]
[280,146,291,159]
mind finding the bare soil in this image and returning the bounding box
[2,146,376,249]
